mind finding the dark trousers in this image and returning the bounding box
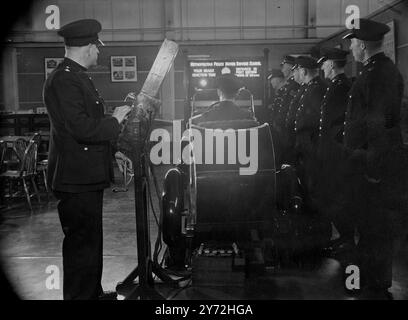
[55,190,104,300]
[344,174,394,290]
[316,142,354,241]
[295,134,319,212]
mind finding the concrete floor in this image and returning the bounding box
[1,165,408,300]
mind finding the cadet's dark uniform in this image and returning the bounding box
[318,73,352,240]
[43,20,121,299]
[270,77,300,166]
[293,58,327,209]
[316,48,352,243]
[343,19,405,292]
[283,83,306,165]
[272,77,300,128]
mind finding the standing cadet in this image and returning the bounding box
[267,69,286,165]
[276,56,300,135]
[43,19,131,299]
[316,47,353,257]
[343,18,404,298]
[292,56,327,213]
[272,55,300,166]
[284,66,305,165]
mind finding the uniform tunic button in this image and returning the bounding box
[84,147,88,151]
[96,101,99,104]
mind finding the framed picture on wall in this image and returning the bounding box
[45,58,64,79]
[110,56,137,82]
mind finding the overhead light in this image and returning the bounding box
[199,79,207,87]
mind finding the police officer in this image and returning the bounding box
[43,19,131,299]
[272,55,300,165]
[275,56,301,130]
[192,73,255,125]
[283,65,306,166]
[267,69,285,165]
[292,56,327,212]
[343,18,404,298]
[316,47,353,255]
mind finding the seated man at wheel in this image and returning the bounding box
[191,73,256,125]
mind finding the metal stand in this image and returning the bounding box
[116,147,179,300]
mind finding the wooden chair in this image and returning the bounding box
[0,140,6,173]
[0,139,41,214]
[26,132,49,198]
[1,138,28,171]
[14,138,28,162]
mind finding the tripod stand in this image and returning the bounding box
[115,142,181,300]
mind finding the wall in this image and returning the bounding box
[1,40,317,119]
[317,0,408,96]
[9,0,310,42]
[0,0,399,119]
[317,0,408,141]
[315,0,389,38]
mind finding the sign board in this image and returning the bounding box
[188,58,264,101]
[45,57,64,79]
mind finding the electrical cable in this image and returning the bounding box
[167,279,192,300]
[138,109,191,284]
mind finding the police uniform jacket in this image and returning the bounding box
[319,73,351,144]
[344,52,404,180]
[271,77,300,130]
[284,84,306,145]
[43,58,121,193]
[294,77,327,152]
[316,73,351,199]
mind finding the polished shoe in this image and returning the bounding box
[98,291,118,300]
[327,239,356,262]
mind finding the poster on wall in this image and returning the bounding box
[111,56,137,82]
[383,20,396,63]
[45,58,64,79]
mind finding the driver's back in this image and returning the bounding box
[192,100,254,125]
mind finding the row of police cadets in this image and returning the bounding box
[267,18,406,298]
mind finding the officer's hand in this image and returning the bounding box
[137,93,161,112]
[112,105,132,124]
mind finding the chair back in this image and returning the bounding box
[19,140,38,176]
[13,138,28,162]
[30,132,41,145]
[0,140,6,173]
[186,120,277,241]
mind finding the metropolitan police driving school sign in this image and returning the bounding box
[190,60,262,79]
